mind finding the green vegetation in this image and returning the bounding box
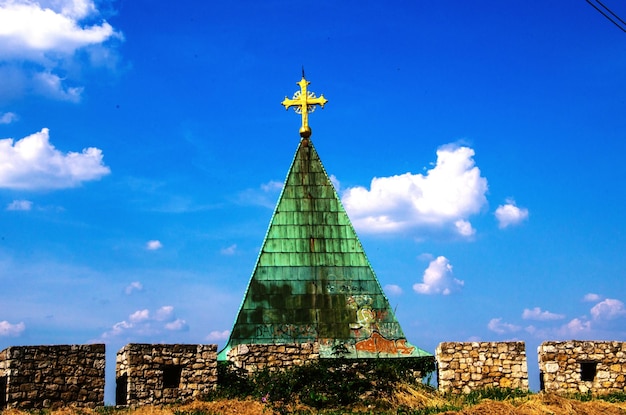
[204,357,436,411]
[195,359,626,414]
[460,386,532,405]
[566,390,626,403]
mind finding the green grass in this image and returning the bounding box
[461,386,532,405]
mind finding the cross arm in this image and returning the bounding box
[281,95,328,110]
[281,97,299,110]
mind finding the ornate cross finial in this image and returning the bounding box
[281,73,328,138]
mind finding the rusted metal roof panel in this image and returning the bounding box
[219,139,430,359]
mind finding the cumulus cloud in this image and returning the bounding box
[329,174,340,191]
[0,0,117,58]
[0,320,25,337]
[164,319,189,331]
[146,240,163,250]
[522,307,565,321]
[206,330,230,341]
[495,199,529,229]
[101,305,188,339]
[487,318,521,334]
[0,0,122,100]
[129,309,149,323]
[33,71,83,102]
[384,284,403,296]
[0,128,110,190]
[583,293,602,302]
[454,219,475,237]
[260,180,283,193]
[413,256,464,295]
[154,305,174,321]
[124,281,143,295]
[557,318,592,337]
[220,244,237,255]
[590,298,626,320]
[0,112,18,124]
[238,180,284,208]
[342,145,487,235]
[6,199,32,211]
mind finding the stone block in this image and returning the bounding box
[115,343,217,407]
[436,341,528,394]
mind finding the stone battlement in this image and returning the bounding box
[2,339,626,409]
[226,342,320,373]
[436,341,529,394]
[0,344,105,409]
[538,340,626,394]
[115,343,218,406]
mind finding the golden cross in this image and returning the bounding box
[281,74,327,138]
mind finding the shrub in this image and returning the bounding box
[204,357,436,410]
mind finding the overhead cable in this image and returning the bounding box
[585,0,626,33]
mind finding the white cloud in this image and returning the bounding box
[454,219,475,237]
[0,0,122,100]
[522,307,565,321]
[342,145,487,235]
[0,128,110,190]
[6,199,32,211]
[33,71,83,102]
[0,320,25,337]
[128,309,149,323]
[105,320,131,338]
[101,305,187,339]
[413,256,464,295]
[329,174,340,191]
[590,298,626,320]
[417,253,434,262]
[260,180,283,193]
[146,240,163,250]
[238,180,283,208]
[487,318,521,334]
[583,293,602,302]
[0,112,18,124]
[0,0,116,58]
[557,318,592,337]
[384,284,403,296]
[220,244,237,255]
[52,0,97,19]
[164,318,189,331]
[206,330,230,341]
[495,199,529,229]
[155,305,174,321]
[124,281,143,295]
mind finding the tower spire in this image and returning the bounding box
[281,73,327,139]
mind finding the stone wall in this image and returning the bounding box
[115,343,217,406]
[436,341,529,394]
[538,340,626,394]
[0,344,105,409]
[226,342,320,373]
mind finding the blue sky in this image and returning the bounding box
[1,0,626,400]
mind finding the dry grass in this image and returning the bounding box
[2,388,626,415]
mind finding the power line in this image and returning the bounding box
[585,0,626,32]
[596,0,626,26]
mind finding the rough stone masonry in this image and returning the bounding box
[436,341,529,394]
[226,342,321,373]
[115,343,217,406]
[538,340,626,394]
[0,344,105,409]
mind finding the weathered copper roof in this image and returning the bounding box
[218,138,430,359]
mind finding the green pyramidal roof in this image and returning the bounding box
[218,138,430,359]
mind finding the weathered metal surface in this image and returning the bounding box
[218,139,431,359]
